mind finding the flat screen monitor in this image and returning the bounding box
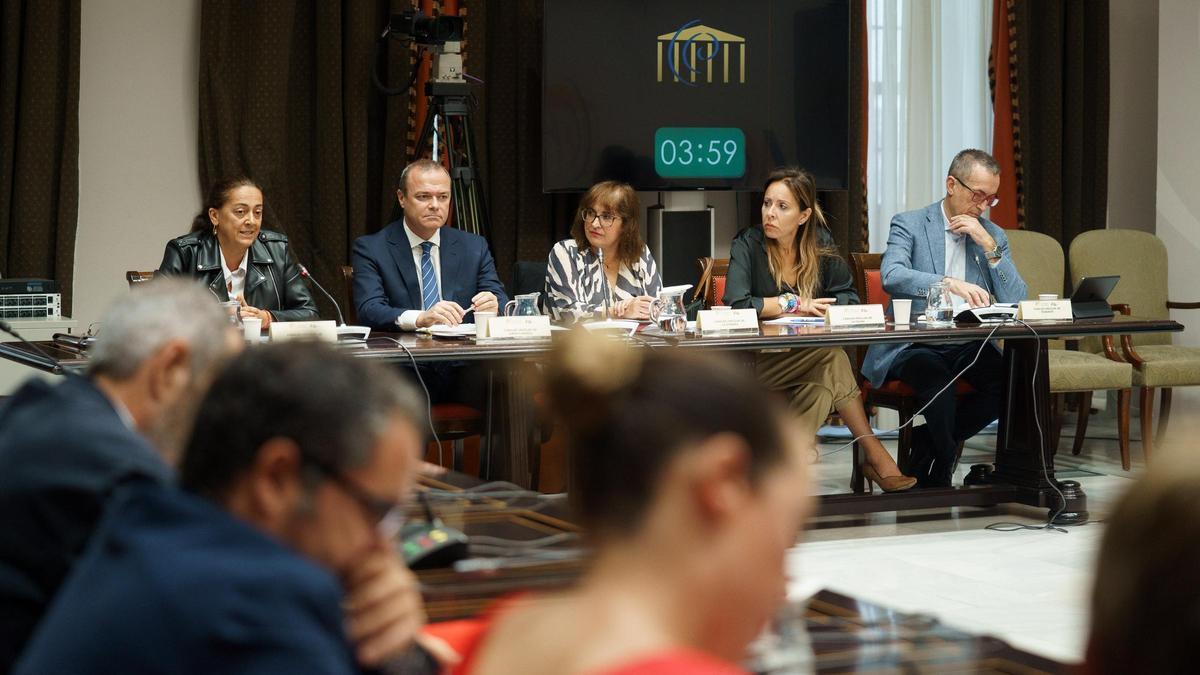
[542,0,850,192]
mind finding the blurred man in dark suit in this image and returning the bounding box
[0,279,239,669]
[16,343,448,673]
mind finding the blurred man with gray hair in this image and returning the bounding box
[0,278,240,669]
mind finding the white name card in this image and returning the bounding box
[268,320,338,343]
[483,315,552,340]
[1018,299,1073,321]
[696,308,759,334]
[825,304,886,328]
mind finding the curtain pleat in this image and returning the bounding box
[0,0,80,314]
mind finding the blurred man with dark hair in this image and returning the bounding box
[16,343,441,673]
[0,279,238,669]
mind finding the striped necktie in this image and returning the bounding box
[419,241,440,310]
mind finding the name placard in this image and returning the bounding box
[1018,300,1073,321]
[268,320,338,343]
[482,315,552,340]
[696,308,759,334]
[825,304,886,328]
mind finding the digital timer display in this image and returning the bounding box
[653,127,746,179]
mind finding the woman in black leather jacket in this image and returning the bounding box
[157,177,318,326]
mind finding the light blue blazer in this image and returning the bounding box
[860,201,1028,387]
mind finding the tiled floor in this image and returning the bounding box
[787,415,1146,664]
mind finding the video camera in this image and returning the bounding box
[389,8,463,45]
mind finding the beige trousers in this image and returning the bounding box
[756,347,861,433]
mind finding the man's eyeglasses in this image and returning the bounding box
[581,208,622,228]
[301,451,406,538]
[951,175,1000,208]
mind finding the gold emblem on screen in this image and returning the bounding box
[657,22,745,85]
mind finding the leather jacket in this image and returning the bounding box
[157,230,319,322]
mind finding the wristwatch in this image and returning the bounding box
[985,244,1001,262]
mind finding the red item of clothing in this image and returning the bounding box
[430,596,747,675]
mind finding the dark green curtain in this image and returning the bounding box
[198,0,412,319]
[1010,0,1110,246]
[0,0,80,314]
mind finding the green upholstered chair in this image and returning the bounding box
[1069,229,1200,461]
[1008,230,1135,467]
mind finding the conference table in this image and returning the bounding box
[0,313,1181,522]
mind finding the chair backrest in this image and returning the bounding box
[512,260,549,312]
[1069,229,1171,346]
[126,270,156,288]
[1007,229,1065,299]
[693,257,730,309]
[849,253,890,307]
[340,266,358,325]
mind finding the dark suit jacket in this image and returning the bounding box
[351,220,508,329]
[722,224,859,311]
[0,376,171,669]
[15,483,358,674]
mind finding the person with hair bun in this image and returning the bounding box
[445,331,813,674]
[724,167,915,492]
[157,176,318,328]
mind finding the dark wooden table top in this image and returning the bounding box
[0,315,1181,373]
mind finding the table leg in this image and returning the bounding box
[992,337,1087,523]
[494,359,535,488]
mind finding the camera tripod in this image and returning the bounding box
[411,81,490,242]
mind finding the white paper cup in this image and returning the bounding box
[242,317,262,341]
[474,311,496,339]
[1038,293,1059,301]
[892,299,912,325]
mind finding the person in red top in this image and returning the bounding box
[447,331,815,674]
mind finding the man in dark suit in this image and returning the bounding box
[862,149,1028,488]
[0,280,239,669]
[352,159,508,404]
[16,344,446,674]
[352,159,507,331]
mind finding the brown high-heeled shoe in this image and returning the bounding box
[862,465,918,492]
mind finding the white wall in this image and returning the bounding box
[1156,0,1200,406]
[1107,0,1158,232]
[75,0,202,333]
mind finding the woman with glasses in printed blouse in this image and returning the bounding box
[544,181,663,322]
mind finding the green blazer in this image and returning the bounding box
[722,224,858,312]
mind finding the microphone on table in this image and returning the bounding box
[297,265,372,341]
[973,254,997,305]
[596,247,612,319]
[0,320,59,367]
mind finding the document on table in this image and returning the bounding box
[763,316,827,325]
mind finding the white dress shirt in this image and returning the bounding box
[397,222,443,331]
[221,249,249,300]
[941,202,968,305]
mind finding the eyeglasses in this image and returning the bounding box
[951,175,1000,208]
[301,451,406,539]
[581,208,622,229]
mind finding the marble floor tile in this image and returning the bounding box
[787,413,1155,664]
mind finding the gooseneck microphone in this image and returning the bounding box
[297,265,372,341]
[298,265,346,326]
[0,320,59,368]
[973,254,996,304]
[596,247,612,319]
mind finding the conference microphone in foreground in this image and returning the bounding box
[298,265,372,341]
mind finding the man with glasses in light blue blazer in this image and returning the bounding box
[862,149,1027,488]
